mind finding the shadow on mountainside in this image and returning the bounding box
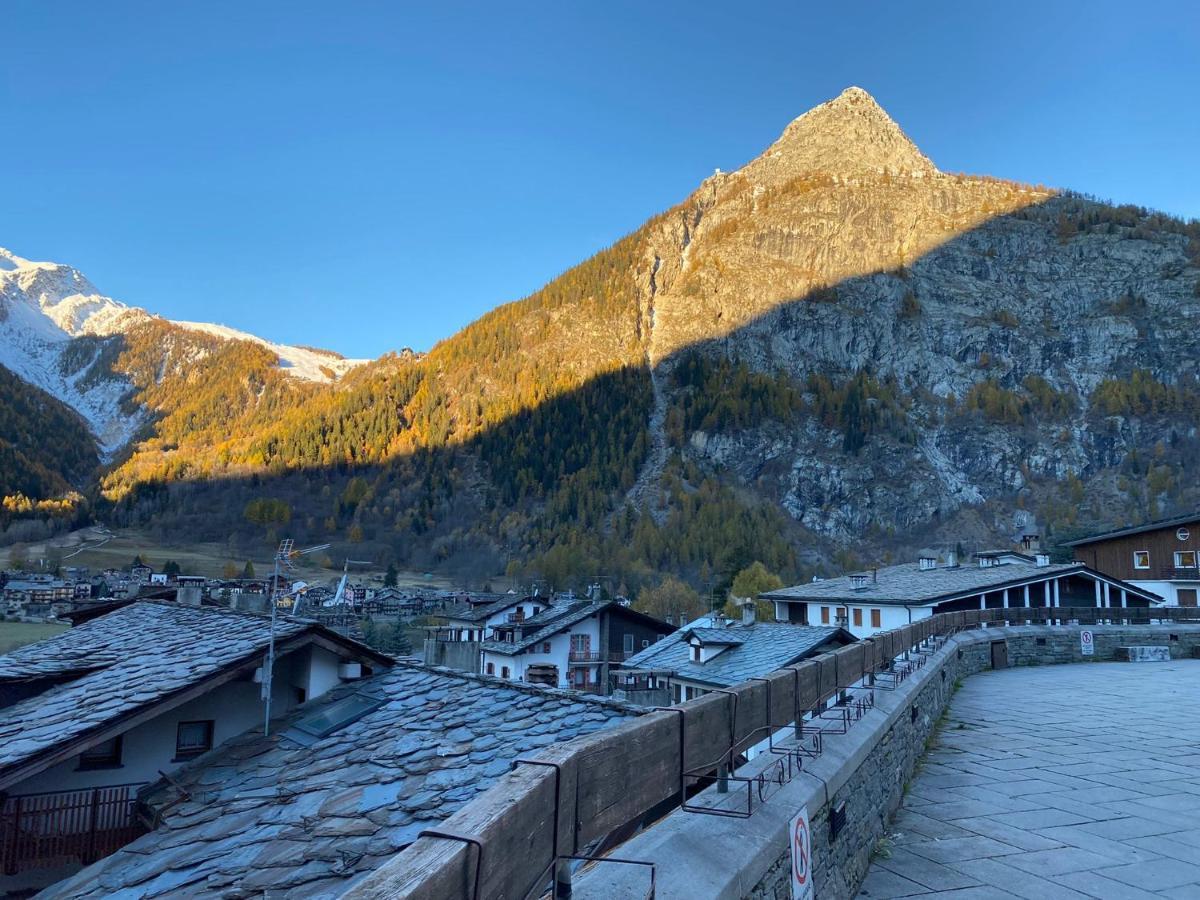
[96,193,1200,589]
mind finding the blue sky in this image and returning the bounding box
[2,1,1197,357]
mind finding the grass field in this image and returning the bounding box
[0,526,465,591]
[0,621,69,654]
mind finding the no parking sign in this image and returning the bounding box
[1080,629,1094,656]
[790,807,814,900]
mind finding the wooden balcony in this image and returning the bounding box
[0,783,146,876]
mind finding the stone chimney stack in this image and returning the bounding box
[741,598,757,626]
[177,586,202,607]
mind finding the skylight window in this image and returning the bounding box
[289,693,385,740]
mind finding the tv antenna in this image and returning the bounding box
[261,539,330,735]
[323,557,373,609]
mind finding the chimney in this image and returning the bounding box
[849,574,870,591]
[741,598,756,626]
[946,550,958,568]
[918,557,937,571]
[1035,553,1050,567]
[177,586,202,607]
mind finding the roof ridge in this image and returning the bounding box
[392,658,645,714]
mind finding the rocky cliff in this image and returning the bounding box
[4,87,1199,583]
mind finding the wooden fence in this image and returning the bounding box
[343,606,1200,899]
[0,783,145,875]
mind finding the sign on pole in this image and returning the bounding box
[790,807,814,900]
[1080,629,1094,656]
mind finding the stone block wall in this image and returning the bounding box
[747,624,1200,900]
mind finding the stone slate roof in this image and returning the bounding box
[619,622,850,688]
[481,600,603,655]
[41,662,643,900]
[0,601,375,784]
[1064,513,1200,546]
[441,594,529,623]
[683,627,746,646]
[762,560,1148,606]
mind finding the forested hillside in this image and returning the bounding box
[0,364,97,521]
[5,87,1200,597]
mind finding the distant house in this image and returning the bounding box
[38,661,642,899]
[436,594,550,643]
[615,606,853,704]
[481,600,674,694]
[0,600,391,890]
[2,579,73,605]
[763,551,1161,638]
[1066,513,1200,607]
[423,594,556,672]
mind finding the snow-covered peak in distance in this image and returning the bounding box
[0,246,369,382]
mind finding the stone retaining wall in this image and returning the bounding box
[744,624,1200,900]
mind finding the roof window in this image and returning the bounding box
[288,692,385,741]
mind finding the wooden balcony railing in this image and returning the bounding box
[1,783,146,875]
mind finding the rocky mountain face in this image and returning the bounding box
[4,87,1200,583]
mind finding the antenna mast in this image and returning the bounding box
[261,539,330,735]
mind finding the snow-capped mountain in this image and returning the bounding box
[0,246,368,457]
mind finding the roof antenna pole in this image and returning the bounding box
[261,539,329,736]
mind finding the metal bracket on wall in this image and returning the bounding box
[416,828,485,900]
[512,757,566,900]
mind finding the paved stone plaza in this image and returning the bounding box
[858,660,1200,899]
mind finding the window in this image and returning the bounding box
[290,693,385,740]
[541,642,551,653]
[852,608,863,627]
[1176,551,1197,569]
[871,609,881,628]
[79,735,123,769]
[623,633,634,653]
[175,721,214,759]
[1134,551,1151,570]
[820,606,830,624]
[486,662,495,675]
[642,639,650,648]
[501,666,511,679]
[691,645,702,662]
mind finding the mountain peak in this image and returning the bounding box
[739,86,938,183]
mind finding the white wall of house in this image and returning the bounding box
[7,645,362,798]
[1128,579,1196,606]
[774,600,928,638]
[482,614,602,689]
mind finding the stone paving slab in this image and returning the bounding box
[857,661,1200,899]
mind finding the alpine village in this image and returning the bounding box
[2,14,1200,900]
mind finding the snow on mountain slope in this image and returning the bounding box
[171,321,368,381]
[0,246,369,457]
